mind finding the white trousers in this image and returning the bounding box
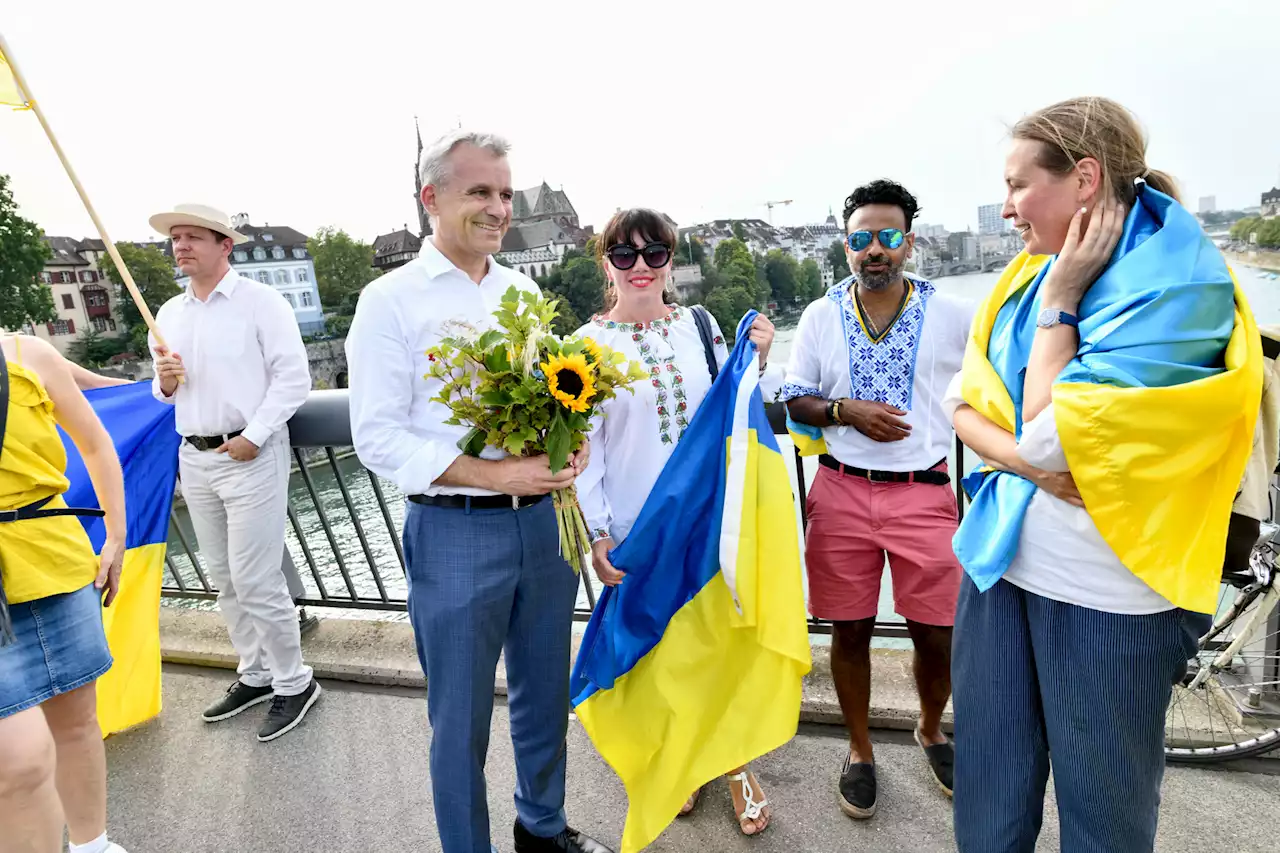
[179,430,313,695]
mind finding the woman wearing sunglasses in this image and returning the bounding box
[573,208,784,837]
[944,97,1261,852]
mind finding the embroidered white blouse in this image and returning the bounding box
[575,305,784,546]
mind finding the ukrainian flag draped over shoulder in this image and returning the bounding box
[954,183,1262,615]
[570,310,811,853]
[60,382,181,735]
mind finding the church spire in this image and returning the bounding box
[414,116,431,238]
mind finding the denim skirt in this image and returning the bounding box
[0,583,113,718]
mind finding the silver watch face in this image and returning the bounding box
[1037,308,1058,327]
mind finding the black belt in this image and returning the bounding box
[184,429,244,451]
[0,495,106,524]
[818,454,950,485]
[407,493,546,511]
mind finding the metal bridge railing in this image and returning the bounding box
[162,390,970,641]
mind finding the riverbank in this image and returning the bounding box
[1227,250,1280,273]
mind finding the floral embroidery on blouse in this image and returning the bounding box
[591,306,684,333]
[601,311,694,446]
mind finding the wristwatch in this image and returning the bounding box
[1036,308,1079,329]
[827,398,844,425]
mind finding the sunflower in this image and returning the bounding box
[542,352,596,413]
[583,337,603,362]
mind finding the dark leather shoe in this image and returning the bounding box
[513,820,614,853]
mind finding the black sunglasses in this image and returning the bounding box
[606,242,672,271]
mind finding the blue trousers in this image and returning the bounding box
[952,577,1207,853]
[403,497,579,853]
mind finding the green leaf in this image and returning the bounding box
[476,329,504,351]
[546,410,571,473]
[458,427,487,457]
[484,347,511,373]
[478,390,512,407]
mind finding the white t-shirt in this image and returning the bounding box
[942,374,1173,614]
[574,306,783,546]
[783,277,974,472]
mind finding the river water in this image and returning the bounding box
[166,265,1280,636]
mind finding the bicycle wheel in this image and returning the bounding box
[1165,579,1280,764]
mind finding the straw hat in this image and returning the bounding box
[149,203,251,244]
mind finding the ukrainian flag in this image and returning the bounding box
[571,310,811,853]
[954,183,1263,614]
[60,381,180,736]
[0,42,30,109]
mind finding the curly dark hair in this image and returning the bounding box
[841,180,921,232]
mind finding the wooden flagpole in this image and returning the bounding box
[0,30,169,350]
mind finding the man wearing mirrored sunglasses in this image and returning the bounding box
[783,179,975,821]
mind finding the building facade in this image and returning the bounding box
[372,228,423,273]
[1262,188,1280,220]
[494,183,593,278]
[173,214,326,335]
[20,236,122,356]
[682,214,847,290]
[978,203,1008,234]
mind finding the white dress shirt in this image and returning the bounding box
[573,307,784,546]
[783,278,974,472]
[150,268,311,447]
[942,376,1172,614]
[345,239,540,497]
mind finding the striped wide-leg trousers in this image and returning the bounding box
[951,576,1208,853]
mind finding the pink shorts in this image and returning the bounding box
[804,463,962,626]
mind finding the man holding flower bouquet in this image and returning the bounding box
[346,131,613,853]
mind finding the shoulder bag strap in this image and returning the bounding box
[691,306,719,381]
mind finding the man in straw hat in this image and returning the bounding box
[148,203,320,742]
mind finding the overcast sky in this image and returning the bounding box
[3,0,1277,245]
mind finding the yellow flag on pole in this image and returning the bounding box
[0,45,31,109]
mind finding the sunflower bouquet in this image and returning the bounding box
[424,286,648,574]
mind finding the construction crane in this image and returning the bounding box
[763,199,793,225]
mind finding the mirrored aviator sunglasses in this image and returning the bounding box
[607,242,672,271]
[847,228,905,252]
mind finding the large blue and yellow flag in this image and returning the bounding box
[570,311,811,853]
[954,183,1262,614]
[60,381,180,736]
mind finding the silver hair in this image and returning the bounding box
[417,130,512,189]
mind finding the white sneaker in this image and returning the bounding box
[105,844,130,853]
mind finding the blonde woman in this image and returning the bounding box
[0,334,128,853]
[946,97,1260,852]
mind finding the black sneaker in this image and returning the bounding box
[838,755,877,819]
[202,680,273,722]
[257,680,322,742]
[513,820,614,853]
[915,726,954,798]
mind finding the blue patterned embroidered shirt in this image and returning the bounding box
[783,275,974,472]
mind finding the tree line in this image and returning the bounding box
[536,234,846,344]
[4,166,849,363]
[1229,217,1280,249]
